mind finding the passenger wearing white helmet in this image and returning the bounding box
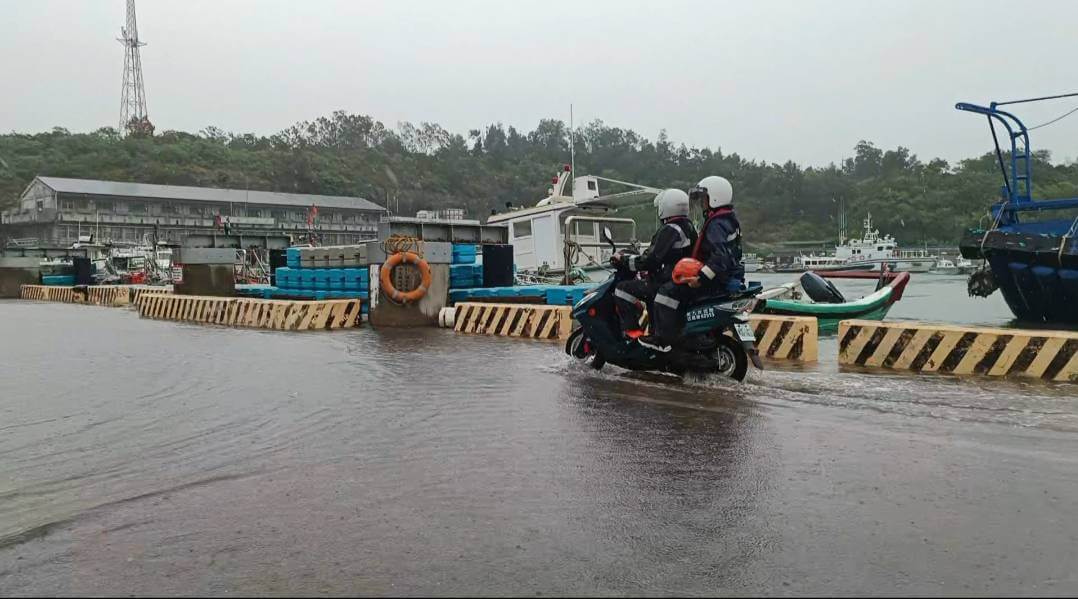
[639,175,744,353]
[610,188,698,340]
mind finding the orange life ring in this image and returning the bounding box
[380,251,432,304]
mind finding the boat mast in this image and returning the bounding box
[569,104,576,194]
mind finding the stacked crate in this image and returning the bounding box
[450,244,483,289]
[271,245,370,313]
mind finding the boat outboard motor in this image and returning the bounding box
[800,271,845,304]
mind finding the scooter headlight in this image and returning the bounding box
[720,298,758,313]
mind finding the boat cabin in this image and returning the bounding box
[487,166,655,276]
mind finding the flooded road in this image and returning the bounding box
[1,291,1077,596]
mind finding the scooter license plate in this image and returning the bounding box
[733,323,755,342]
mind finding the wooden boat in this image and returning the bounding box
[754,271,911,335]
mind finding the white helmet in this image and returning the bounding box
[690,175,734,209]
[653,188,690,220]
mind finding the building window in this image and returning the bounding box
[130,203,146,214]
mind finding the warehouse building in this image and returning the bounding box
[0,176,387,246]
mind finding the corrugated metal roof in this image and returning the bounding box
[36,176,386,212]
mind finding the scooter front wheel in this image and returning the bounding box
[565,328,605,370]
[714,334,749,381]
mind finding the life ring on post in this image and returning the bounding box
[380,251,432,304]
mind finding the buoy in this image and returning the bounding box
[379,252,432,304]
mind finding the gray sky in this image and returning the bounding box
[3,0,1076,166]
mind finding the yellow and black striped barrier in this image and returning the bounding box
[839,319,1078,382]
[20,284,85,303]
[454,302,574,341]
[128,285,172,304]
[749,314,818,362]
[86,285,131,307]
[137,294,362,331]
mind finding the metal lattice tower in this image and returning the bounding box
[118,0,152,135]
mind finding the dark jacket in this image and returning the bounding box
[693,207,745,289]
[628,216,698,285]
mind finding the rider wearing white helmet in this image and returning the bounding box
[611,188,698,339]
[640,176,744,353]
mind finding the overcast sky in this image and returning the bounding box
[2,0,1076,166]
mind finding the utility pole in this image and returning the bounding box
[118,0,152,136]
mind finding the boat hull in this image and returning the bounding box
[755,272,911,335]
[960,228,1078,325]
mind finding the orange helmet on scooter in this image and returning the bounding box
[672,258,703,284]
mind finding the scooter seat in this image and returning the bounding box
[687,292,731,306]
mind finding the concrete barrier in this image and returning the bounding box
[137,294,362,331]
[129,285,173,304]
[749,314,818,362]
[839,319,1078,382]
[20,284,86,303]
[86,286,131,307]
[454,302,573,341]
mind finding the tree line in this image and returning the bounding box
[2,111,1076,246]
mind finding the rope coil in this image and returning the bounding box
[382,234,424,257]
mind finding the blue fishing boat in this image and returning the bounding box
[956,94,1078,325]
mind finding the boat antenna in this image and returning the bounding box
[993,91,1078,107]
[569,103,576,194]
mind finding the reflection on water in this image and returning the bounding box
[1,292,1077,596]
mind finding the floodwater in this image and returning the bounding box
[2,277,1077,596]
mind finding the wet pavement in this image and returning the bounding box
[1,293,1077,596]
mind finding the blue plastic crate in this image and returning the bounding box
[545,288,568,305]
[275,267,294,288]
[514,287,547,299]
[342,267,369,287]
[452,244,478,265]
[298,270,317,290]
[286,247,302,268]
[42,275,75,286]
[450,263,481,276]
[312,270,331,290]
[326,290,370,300]
[325,268,343,290]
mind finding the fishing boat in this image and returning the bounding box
[486,165,658,283]
[743,253,762,273]
[929,257,975,275]
[754,270,912,335]
[955,94,1078,324]
[773,254,844,273]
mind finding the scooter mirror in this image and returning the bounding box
[601,227,616,250]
